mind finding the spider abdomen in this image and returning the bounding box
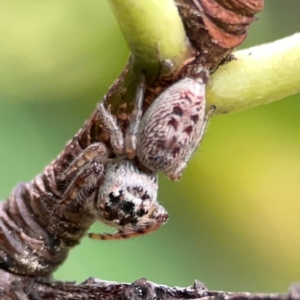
[137,77,206,180]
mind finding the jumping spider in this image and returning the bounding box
[58,75,212,240]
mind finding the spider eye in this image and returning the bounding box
[137,208,147,217]
[108,192,120,203]
[141,193,150,200]
[120,201,135,214]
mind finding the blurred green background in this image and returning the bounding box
[0,0,299,293]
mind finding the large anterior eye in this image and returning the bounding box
[141,193,150,200]
[120,201,135,214]
[108,192,121,203]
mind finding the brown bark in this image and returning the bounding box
[0,272,299,300]
[176,0,264,71]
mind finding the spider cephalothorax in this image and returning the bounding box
[90,157,168,240]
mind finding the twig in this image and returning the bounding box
[0,271,299,300]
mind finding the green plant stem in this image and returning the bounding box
[108,0,188,75]
[208,33,300,114]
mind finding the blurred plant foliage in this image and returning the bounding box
[0,0,300,293]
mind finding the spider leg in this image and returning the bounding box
[53,143,108,216]
[58,143,108,181]
[96,75,145,159]
[97,102,124,154]
[125,75,146,159]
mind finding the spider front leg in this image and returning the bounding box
[53,143,109,216]
[125,75,146,159]
[58,143,108,182]
[97,103,124,154]
[97,75,146,159]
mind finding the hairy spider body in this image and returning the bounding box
[51,75,210,242]
[86,75,211,240]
